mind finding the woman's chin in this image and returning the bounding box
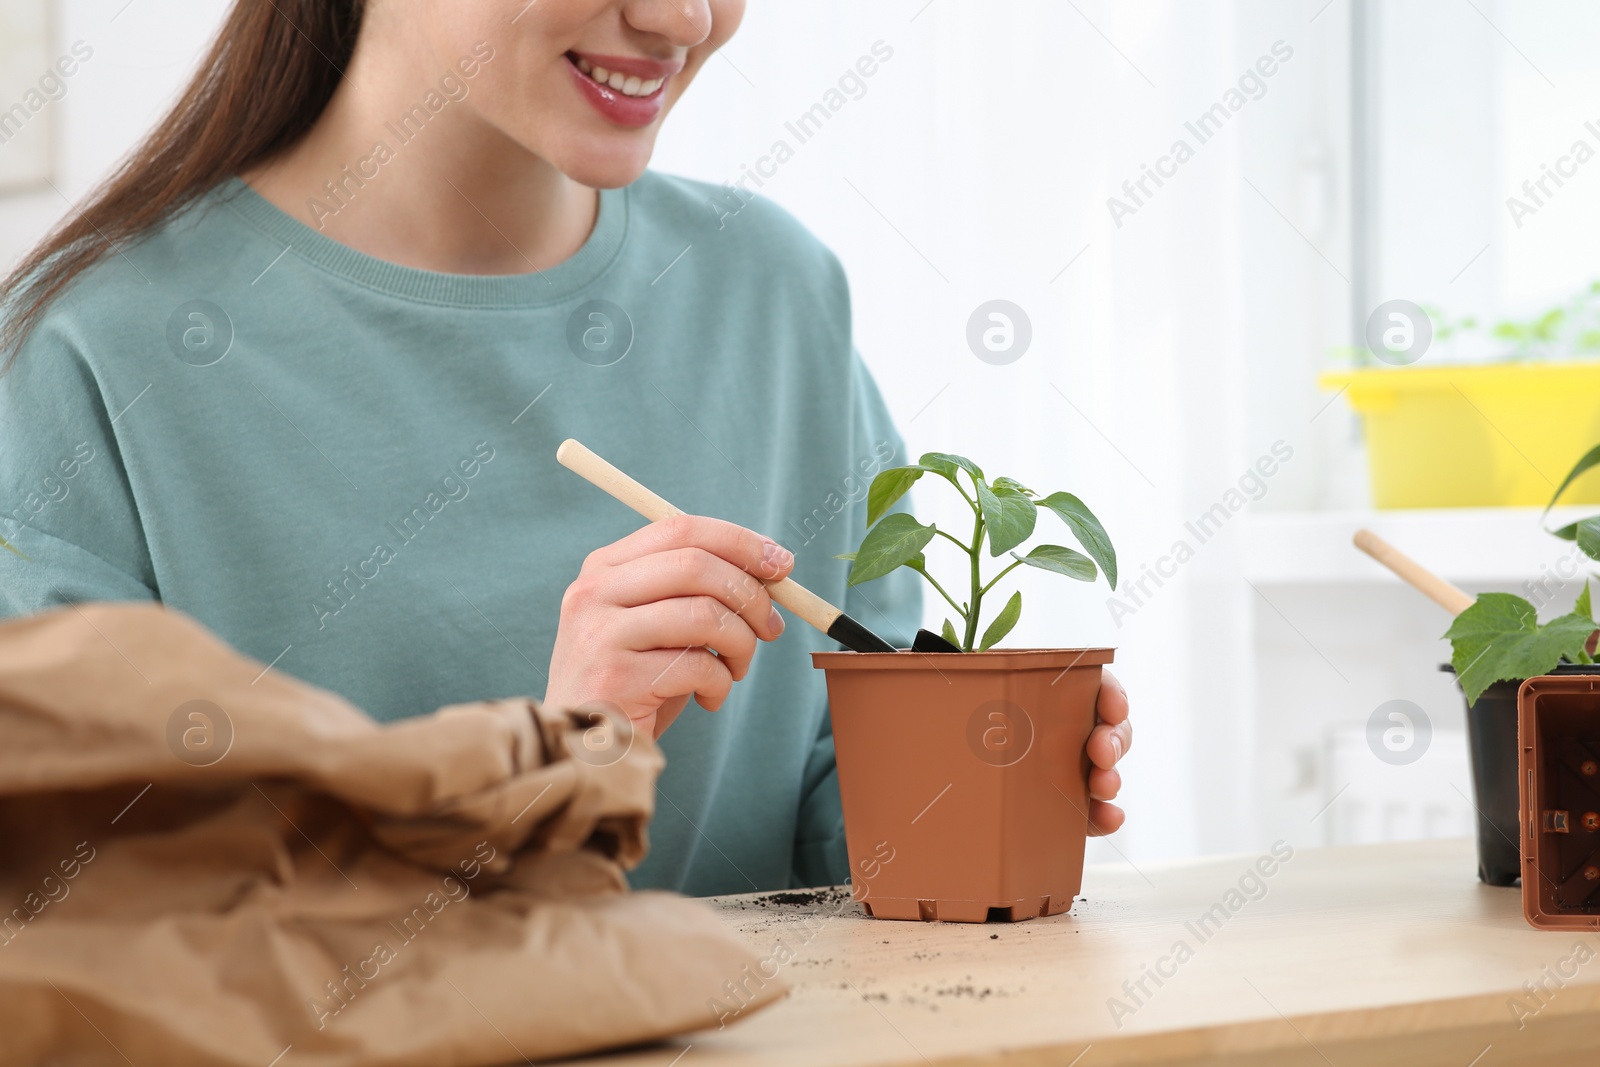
[551,137,659,190]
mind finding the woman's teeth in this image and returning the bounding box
[574,57,663,98]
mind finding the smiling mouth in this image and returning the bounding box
[566,53,665,98]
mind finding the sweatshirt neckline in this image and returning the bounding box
[217,176,628,308]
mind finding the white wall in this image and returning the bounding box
[0,0,232,265]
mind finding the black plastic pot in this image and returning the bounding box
[1443,663,1600,887]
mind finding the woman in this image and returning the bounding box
[0,0,1130,894]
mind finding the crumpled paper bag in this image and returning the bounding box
[0,603,783,1066]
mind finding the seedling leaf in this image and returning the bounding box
[1579,518,1600,562]
[992,476,1035,497]
[866,466,928,527]
[1013,544,1097,581]
[919,452,984,485]
[979,591,1022,650]
[941,618,960,646]
[976,481,1036,556]
[846,513,936,586]
[1546,444,1600,514]
[1037,492,1118,589]
[1579,580,1594,621]
[1445,592,1596,703]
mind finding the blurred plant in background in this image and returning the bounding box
[1338,280,1600,366]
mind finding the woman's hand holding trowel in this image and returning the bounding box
[544,514,793,739]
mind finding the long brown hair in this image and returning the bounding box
[0,0,364,366]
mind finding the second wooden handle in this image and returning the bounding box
[556,439,844,636]
[1353,528,1476,616]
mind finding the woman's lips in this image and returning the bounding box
[565,52,679,129]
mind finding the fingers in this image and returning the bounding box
[638,646,734,711]
[1088,670,1130,837]
[1087,720,1132,771]
[1089,765,1121,803]
[591,514,795,582]
[1088,800,1126,837]
[651,694,693,739]
[1096,669,1130,726]
[1088,671,1132,771]
[607,548,785,641]
[613,597,760,681]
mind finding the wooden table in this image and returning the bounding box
[550,840,1600,1067]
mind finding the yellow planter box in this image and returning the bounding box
[1319,362,1600,508]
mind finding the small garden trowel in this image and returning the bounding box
[556,440,962,654]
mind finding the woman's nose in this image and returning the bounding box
[623,0,714,49]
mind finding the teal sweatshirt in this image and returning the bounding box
[0,172,920,895]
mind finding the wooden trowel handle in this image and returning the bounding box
[1353,528,1476,616]
[557,439,685,524]
[556,439,847,639]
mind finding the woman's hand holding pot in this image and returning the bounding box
[1086,670,1131,835]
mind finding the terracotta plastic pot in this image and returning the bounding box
[812,648,1113,922]
[1517,670,1600,929]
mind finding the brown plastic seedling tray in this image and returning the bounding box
[1518,672,1600,929]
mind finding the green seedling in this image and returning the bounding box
[1446,444,1600,703]
[837,452,1117,652]
[1445,587,1595,704]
